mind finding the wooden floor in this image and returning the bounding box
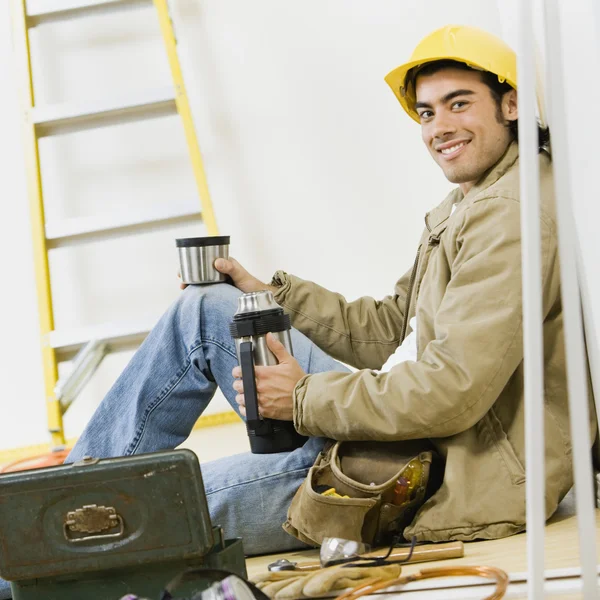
[178,424,600,596]
[247,508,600,598]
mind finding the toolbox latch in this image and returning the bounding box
[72,456,100,467]
[63,504,125,543]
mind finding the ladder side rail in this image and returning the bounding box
[154,0,219,235]
[10,0,65,447]
[10,0,226,451]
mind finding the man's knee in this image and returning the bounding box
[176,283,241,328]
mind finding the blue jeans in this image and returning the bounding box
[0,285,350,600]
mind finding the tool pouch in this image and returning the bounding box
[283,440,442,547]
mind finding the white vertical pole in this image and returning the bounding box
[594,0,600,56]
[542,1,599,597]
[584,0,600,471]
[517,0,545,597]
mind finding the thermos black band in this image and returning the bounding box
[229,313,291,338]
[175,236,230,247]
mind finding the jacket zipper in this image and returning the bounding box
[400,215,441,342]
[400,245,421,342]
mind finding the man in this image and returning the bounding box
[67,24,594,553]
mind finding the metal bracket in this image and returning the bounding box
[54,339,108,412]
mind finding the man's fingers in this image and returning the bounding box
[214,258,235,274]
[214,257,252,286]
[177,269,188,290]
[233,379,267,395]
[266,333,291,362]
[236,394,255,419]
[215,256,270,294]
[236,391,265,419]
[232,366,242,379]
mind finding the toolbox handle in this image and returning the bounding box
[63,503,125,543]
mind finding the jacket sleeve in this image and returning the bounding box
[270,267,413,370]
[292,197,557,440]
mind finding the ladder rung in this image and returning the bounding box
[46,205,202,248]
[27,0,150,26]
[49,320,157,360]
[31,87,177,136]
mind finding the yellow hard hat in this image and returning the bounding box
[385,25,517,123]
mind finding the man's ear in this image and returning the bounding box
[502,88,518,123]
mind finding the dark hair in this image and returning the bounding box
[407,59,550,152]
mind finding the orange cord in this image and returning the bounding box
[337,565,509,600]
[0,449,70,473]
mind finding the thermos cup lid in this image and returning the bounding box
[230,291,290,338]
[234,290,280,316]
[176,235,230,248]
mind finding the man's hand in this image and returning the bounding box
[178,257,276,294]
[214,257,277,294]
[177,269,187,290]
[232,333,306,421]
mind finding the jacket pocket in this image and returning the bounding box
[484,409,526,485]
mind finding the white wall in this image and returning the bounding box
[0,0,502,452]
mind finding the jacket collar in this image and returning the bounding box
[464,141,520,200]
[425,141,520,233]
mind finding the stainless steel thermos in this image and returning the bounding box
[229,291,308,454]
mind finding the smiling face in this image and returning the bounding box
[414,67,518,194]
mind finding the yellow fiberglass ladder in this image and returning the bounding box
[9,0,238,458]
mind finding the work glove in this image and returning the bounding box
[252,564,401,599]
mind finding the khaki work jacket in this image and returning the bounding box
[272,142,597,541]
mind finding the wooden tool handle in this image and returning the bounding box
[367,541,464,563]
[296,541,464,571]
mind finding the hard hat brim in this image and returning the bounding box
[385,57,517,124]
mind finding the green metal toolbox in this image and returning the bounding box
[0,449,246,599]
